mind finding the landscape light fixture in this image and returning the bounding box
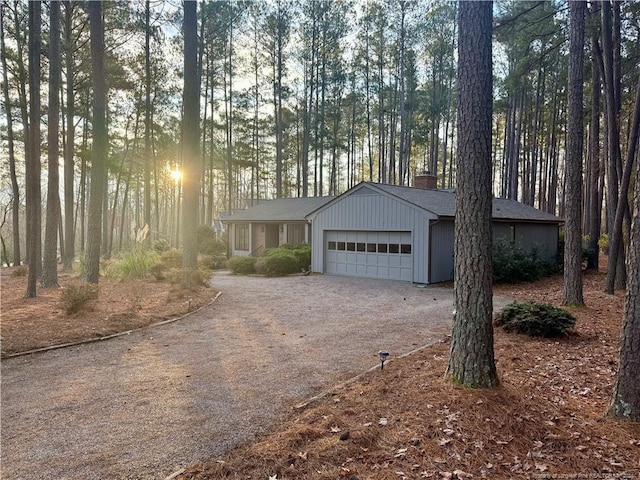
[378,350,389,370]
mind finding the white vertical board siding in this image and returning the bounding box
[310,192,436,283]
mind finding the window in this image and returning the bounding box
[377,243,388,253]
[328,241,337,250]
[337,242,346,250]
[389,244,399,254]
[287,224,305,245]
[356,243,365,252]
[367,243,377,252]
[401,244,412,254]
[509,225,516,243]
[346,242,356,251]
[235,224,249,251]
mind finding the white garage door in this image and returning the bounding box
[325,231,413,281]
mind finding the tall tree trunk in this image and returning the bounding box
[25,0,41,297]
[563,0,586,306]
[602,0,624,287]
[226,15,234,208]
[182,0,200,272]
[607,144,640,421]
[83,0,107,284]
[586,31,602,271]
[42,0,61,287]
[446,0,498,389]
[63,0,75,271]
[0,5,21,266]
[605,81,640,294]
[143,0,151,233]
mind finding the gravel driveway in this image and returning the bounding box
[1,273,510,479]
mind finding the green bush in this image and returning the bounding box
[227,256,256,275]
[115,246,158,280]
[166,268,209,290]
[261,250,300,277]
[159,248,183,269]
[495,301,576,337]
[598,233,609,253]
[60,284,99,315]
[265,244,311,272]
[153,239,171,253]
[493,238,555,283]
[197,225,227,257]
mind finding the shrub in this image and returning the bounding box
[149,262,168,281]
[493,238,555,283]
[265,244,311,272]
[495,301,576,337]
[153,239,171,253]
[115,246,158,280]
[227,256,256,275]
[11,266,27,277]
[197,225,227,257]
[261,249,299,277]
[598,233,609,253]
[159,249,183,269]
[60,283,99,315]
[166,268,209,290]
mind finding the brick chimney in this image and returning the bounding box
[414,173,438,189]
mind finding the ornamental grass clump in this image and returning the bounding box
[495,301,576,337]
[116,246,158,280]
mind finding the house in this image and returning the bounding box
[305,179,562,284]
[221,196,333,257]
[223,176,562,283]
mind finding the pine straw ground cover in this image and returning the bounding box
[0,266,215,356]
[179,269,640,480]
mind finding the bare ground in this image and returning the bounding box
[1,271,459,480]
[1,264,638,480]
[179,268,640,480]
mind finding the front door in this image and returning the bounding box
[265,224,280,249]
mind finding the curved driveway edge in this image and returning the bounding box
[1,272,512,479]
[3,292,223,359]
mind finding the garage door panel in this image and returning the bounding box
[325,231,412,282]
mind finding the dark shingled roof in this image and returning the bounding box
[367,182,562,223]
[221,196,334,222]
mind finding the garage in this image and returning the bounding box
[325,231,413,281]
[306,180,561,284]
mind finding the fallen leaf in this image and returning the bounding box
[439,438,452,446]
[535,464,549,472]
[268,475,277,480]
[453,469,473,479]
[298,451,308,460]
[363,422,373,427]
[379,417,388,426]
[433,457,446,464]
[330,426,341,433]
